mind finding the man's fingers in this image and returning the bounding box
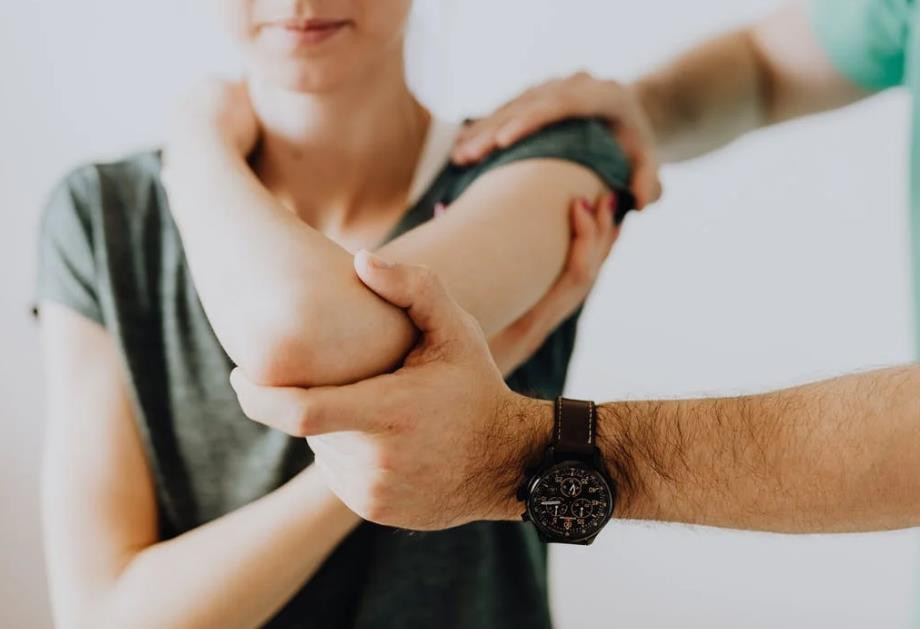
[229,368,383,437]
[631,159,663,209]
[613,121,661,210]
[452,93,545,164]
[452,118,507,165]
[354,250,468,340]
[493,105,557,151]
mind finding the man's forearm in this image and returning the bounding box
[633,3,869,164]
[633,30,767,163]
[583,366,920,533]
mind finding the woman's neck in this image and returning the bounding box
[247,55,430,234]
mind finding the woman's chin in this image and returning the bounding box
[250,61,352,95]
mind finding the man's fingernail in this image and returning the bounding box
[434,202,448,218]
[361,250,395,269]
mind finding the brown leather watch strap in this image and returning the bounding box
[553,397,597,460]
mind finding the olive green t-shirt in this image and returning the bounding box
[35,119,631,629]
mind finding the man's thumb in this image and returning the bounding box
[354,250,465,337]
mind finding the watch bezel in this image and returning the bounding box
[524,458,615,543]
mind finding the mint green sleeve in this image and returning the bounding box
[808,0,914,90]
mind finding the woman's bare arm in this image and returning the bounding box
[40,304,360,629]
[165,89,607,387]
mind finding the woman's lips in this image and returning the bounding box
[261,19,352,50]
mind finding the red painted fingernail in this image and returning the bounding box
[606,193,618,212]
[579,197,593,212]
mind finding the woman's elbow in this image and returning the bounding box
[232,318,321,388]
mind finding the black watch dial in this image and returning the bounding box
[526,460,614,542]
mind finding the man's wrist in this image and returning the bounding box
[595,402,657,521]
[490,393,553,522]
[629,79,667,150]
[491,396,647,524]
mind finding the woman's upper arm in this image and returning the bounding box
[379,158,608,335]
[39,303,158,626]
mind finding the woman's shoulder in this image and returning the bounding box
[443,118,633,205]
[41,149,168,249]
[36,150,169,325]
[47,149,164,218]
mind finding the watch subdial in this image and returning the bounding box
[559,476,582,497]
[571,498,594,519]
[537,500,568,518]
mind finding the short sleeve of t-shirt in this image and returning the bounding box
[35,166,104,325]
[443,118,634,210]
[809,0,915,90]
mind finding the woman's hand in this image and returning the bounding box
[452,71,662,209]
[166,78,260,159]
[487,193,621,376]
[162,79,260,223]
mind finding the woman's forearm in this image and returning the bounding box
[165,137,416,387]
[96,467,359,629]
[167,134,595,388]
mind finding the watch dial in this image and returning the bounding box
[527,461,613,541]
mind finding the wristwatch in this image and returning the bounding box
[518,397,616,544]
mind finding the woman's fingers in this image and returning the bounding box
[571,196,598,240]
[597,193,614,235]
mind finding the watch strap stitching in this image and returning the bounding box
[588,400,594,444]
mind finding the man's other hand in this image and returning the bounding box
[452,71,662,209]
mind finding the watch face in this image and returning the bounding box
[526,461,614,542]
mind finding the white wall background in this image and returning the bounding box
[1,1,915,628]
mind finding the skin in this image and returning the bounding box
[234,253,920,534]
[452,2,867,204]
[231,1,920,534]
[40,1,619,627]
[163,0,618,389]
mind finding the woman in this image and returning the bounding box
[36,1,633,627]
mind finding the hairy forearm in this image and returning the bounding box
[633,2,868,163]
[592,365,920,533]
[92,469,359,629]
[633,30,767,163]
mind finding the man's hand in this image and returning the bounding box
[452,71,662,209]
[230,252,553,531]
